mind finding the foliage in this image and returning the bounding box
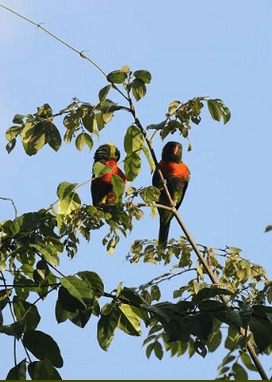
[1,11,271,380]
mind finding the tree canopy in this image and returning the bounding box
[1,4,272,381]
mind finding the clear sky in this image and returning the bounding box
[1,0,272,380]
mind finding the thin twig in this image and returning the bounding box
[0,196,18,218]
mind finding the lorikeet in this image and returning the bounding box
[152,141,190,249]
[91,143,126,207]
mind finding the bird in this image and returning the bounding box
[152,141,190,250]
[91,143,126,207]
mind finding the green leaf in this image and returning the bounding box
[13,296,41,332]
[264,225,272,233]
[111,173,125,202]
[28,360,62,380]
[99,85,112,103]
[107,70,127,84]
[100,99,120,113]
[168,100,181,115]
[6,359,26,380]
[131,78,147,101]
[141,144,155,173]
[77,271,104,297]
[124,152,141,181]
[193,286,233,303]
[249,316,272,352]
[23,330,63,368]
[153,340,163,360]
[82,113,96,133]
[139,186,161,203]
[133,70,152,84]
[92,161,112,178]
[6,138,16,153]
[232,362,248,380]
[46,122,62,152]
[36,103,53,118]
[30,243,60,266]
[12,113,25,124]
[187,312,213,341]
[60,276,93,309]
[5,125,22,141]
[20,122,46,156]
[240,351,258,372]
[0,321,24,339]
[146,342,155,359]
[57,182,81,215]
[75,132,92,151]
[97,304,121,351]
[207,327,222,352]
[0,288,12,310]
[207,99,223,122]
[124,125,144,154]
[118,304,141,336]
[56,286,93,328]
[194,340,207,358]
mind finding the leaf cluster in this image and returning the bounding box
[2,63,271,381]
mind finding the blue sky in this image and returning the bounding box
[1,0,272,379]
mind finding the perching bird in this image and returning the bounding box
[152,141,190,249]
[91,143,126,207]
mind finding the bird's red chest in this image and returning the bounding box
[102,160,126,184]
[159,160,190,179]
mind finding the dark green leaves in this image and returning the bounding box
[5,104,62,155]
[23,330,63,368]
[133,70,152,84]
[207,98,231,124]
[6,359,26,380]
[97,301,142,351]
[107,69,128,84]
[28,361,62,380]
[147,96,230,142]
[56,272,103,328]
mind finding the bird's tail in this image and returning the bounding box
[158,217,171,250]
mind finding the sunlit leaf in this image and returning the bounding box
[133,70,152,84]
[5,125,22,141]
[77,271,104,297]
[131,78,147,101]
[92,161,112,178]
[60,276,93,309]
[99,85,112,103]
[118,304,141,336]
[57,182,81,215]
[124,152,141,181]
[107,70,127,84]
[168,100,181,115]
[124,125,144,154]
[97,304,121,351]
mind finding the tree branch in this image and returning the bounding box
[0,196,18,218]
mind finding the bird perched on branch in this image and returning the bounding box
[91,143,126,207]
[152,141,190,250]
